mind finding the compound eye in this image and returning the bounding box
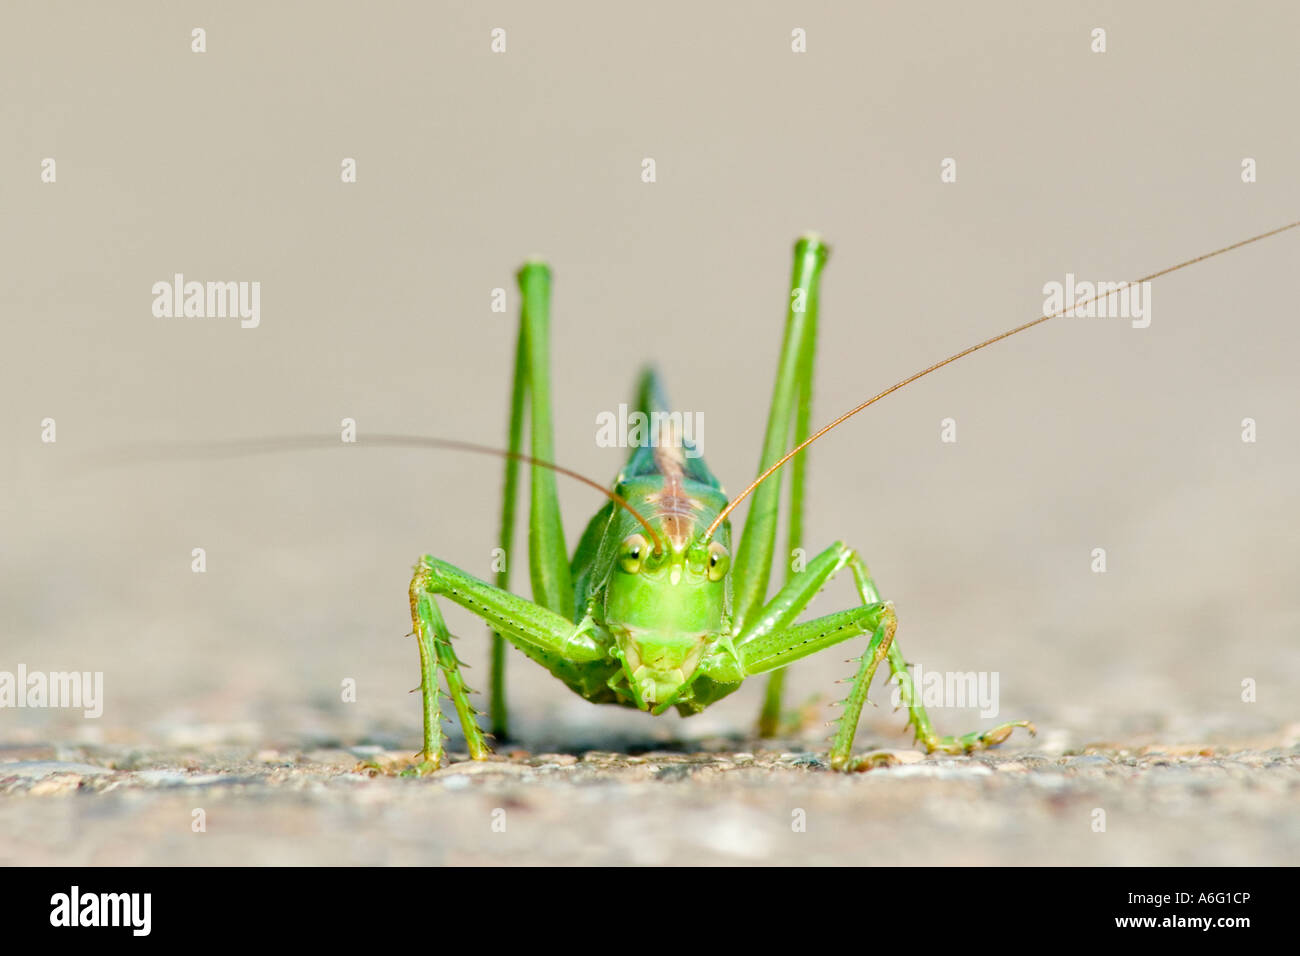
[707,541,730,582]
[619,534,649,574]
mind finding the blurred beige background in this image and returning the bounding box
[3,1,1298,761]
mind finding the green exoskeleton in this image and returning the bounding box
[408,234,1030,775]
[401,220,1300,773]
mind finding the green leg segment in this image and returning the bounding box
[486,261,576,742]
[844,556,1035,757]
[734,237,1032,751]
[489,296,529,741]
[516,261,574,619]
[883,641,1034,754]
[732,236,828,736]
[410,566,491,771]
[405,555,606,773]
[757,309,817,735]
[716,541,1034,771]
[760,242,820,736]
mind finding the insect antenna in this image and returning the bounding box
[704,218,1300,540]
[100,432,666,555]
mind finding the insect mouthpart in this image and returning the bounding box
[616,631,710,712]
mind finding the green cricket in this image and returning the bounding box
[387,221,1299,775]
[401,234,1030,776]
[122,220,1300,775]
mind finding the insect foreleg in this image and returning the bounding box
[410,569,491,772]
[404,555,607,774]
[722,539,898,770]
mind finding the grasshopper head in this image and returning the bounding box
[604,532,730,712]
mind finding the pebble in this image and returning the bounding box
[534,753,578,766]
[1,761,113,779]
[884,763,993,779]
[1065,754,1114,769]
[441,760,533,777]
[131,770,226,787]
[29,775,84,796]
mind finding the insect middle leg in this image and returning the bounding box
[719,541,1033,771]
[841,556,1036,759]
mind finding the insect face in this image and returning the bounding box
[605,532,729,711]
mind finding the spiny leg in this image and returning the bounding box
[397,554,607,775]
[883,641,1034,754]
[726,541,898,770]
[719,541,1032,771]
[732,599,900,771]
[409,563,491,771]
[845,554,1033,761]
[828,614,898,771]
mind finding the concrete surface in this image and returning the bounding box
[3,719,1297,865]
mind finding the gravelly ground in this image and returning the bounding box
[4,726,1297,866]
